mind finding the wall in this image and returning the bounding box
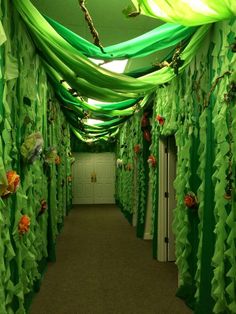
[0,1,73,312]
[116,19,236,314]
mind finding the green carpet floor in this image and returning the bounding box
[30,205,192,314]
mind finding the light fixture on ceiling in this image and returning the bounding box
[86,58,128,125]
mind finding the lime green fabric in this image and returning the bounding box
[44,14,197,60]
[0,1,73,312]
[116,18,236,314]
[131,0,236,26]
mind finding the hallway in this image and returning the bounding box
[30,205,191,314]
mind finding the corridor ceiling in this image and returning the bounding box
[31,0,160,46]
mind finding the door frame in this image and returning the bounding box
[157,136,177,262]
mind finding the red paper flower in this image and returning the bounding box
[126,163,132,171]
[147,155,156,168]
[18,215,30,235]
[1,171,20,198]
[143,129,151,142]
[156,114,165,125]
[184,192,198,209]
[134,144,141,154]
[55,155,61,165]
[141,113,150,128]
[38,199,47,216]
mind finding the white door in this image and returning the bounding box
[157,136,177,262]
[93,153,116,204]
[72,153,115,204]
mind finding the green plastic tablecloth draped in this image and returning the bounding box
[13,0,210,103]
[131,0,236,26]
[44,15,197,60]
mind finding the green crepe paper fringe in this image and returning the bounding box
[117,19,236,314]
[210,20,236,313]
[211,79,229,313]
[0,1,73,312]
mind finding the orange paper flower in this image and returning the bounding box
[7,171,20,193]
[1,171,20,198]
[18,215,30,235]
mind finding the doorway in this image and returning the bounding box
[72,153,116,204]
[157,136,177,262]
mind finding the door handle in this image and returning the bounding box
[91,172,97,183]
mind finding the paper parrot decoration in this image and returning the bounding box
[21,132,44,163]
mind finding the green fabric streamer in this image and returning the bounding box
[13,0,210,103]
[11,0,211,143]
[131,0,236,26]
[44,14,197,60]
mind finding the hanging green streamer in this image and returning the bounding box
[131,0,236,26]
[44,15,197,60]
[13,0,210,103]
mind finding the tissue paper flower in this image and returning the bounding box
[18,215,30,235]
[184,192,198,209]
[55,155,61,165]
[156,114,165,126]
[38,199,47,216]
[1,170,20,198]
[134,144,141,154]
[147,155,156,168]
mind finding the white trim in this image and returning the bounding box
[157,138,168,262]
